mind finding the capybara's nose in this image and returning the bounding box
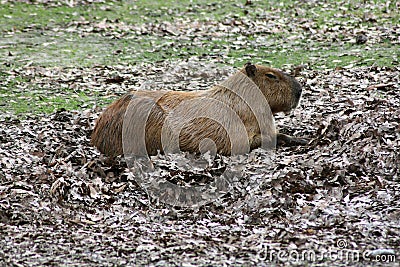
[295,86,302,99]
[292,80,302,100]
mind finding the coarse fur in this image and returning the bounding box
[91,63,304,157]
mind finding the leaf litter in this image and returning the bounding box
[1,61,399,266]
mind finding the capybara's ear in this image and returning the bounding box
[245,62,257,77]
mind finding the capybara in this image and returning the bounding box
[91,63,305,157]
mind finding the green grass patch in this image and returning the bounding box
[1,0,398,69]
[0,84,113,117]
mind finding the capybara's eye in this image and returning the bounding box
[265,73,277,79]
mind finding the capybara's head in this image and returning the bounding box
[241,63,302,114]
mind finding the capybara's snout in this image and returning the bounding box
[291,77,302,109]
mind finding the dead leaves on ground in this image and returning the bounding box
[1,63,399,266]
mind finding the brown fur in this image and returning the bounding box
[91,63,303,157]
